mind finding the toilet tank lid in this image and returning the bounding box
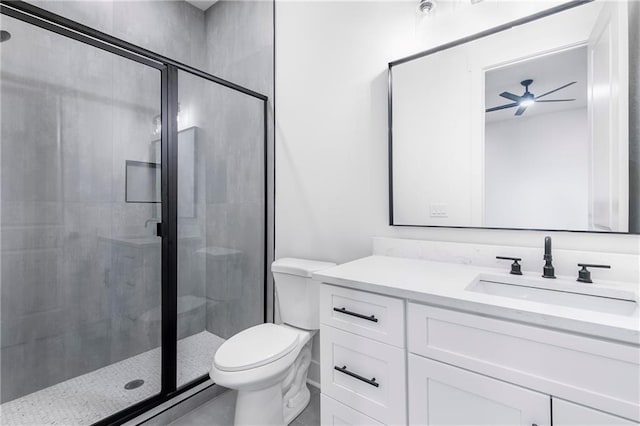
[271,258,336,277]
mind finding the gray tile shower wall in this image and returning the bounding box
[0,0,196,403]
[0,15,164,400]
[203,0,275,323]
[177,71,265,343]
[1,0,275,404]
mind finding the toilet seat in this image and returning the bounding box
[214,323,300,372]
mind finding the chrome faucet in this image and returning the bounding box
[542,236,556,279]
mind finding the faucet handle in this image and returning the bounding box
[496,256,523,275]
[577,263,611,284]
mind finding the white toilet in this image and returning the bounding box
[209,258,336,426]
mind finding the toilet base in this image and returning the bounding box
[283,384,310,424]
[282,336,313,424]
[231,335,314,425]
[233,382,312,426]
[235,382,284,426]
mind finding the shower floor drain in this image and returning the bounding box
[124,379,145,390]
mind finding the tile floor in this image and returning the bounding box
[0,331,225,426]
[169,385,321,426]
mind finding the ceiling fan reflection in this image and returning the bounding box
[486,79,576,116]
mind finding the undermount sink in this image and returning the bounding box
[466,274,638,316]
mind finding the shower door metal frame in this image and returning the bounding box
[0,1,270,425]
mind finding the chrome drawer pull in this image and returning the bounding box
[334,365,379,388]
[333,307,378,322]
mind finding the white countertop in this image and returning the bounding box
[313,255,640,345]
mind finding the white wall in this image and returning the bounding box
[485,108,590,230]
[275,0,639,268]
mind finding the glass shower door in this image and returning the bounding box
[175,70,266,386]
[0,13,163,425]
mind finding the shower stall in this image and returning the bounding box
[0,2,268,424]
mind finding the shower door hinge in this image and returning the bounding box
[156,222,165,238]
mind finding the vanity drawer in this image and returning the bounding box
[321,394,384,426]
[321,326,406,425]
[320,284,405,347]
[408,302,640,422]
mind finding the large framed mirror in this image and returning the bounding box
[389,0,639,233]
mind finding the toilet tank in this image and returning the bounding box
[272,258,336,330]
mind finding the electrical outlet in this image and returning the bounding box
[430,203,448,218]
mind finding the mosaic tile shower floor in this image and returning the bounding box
[0,331,224,426]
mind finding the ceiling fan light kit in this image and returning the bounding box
[486,78,577,116]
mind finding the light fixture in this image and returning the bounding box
[519,93,535,107]
[418,0,436,15]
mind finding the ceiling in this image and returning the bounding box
[485,46,588,123]
[185,0,218,11]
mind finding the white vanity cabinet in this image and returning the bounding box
[318,282,639,426]
[407,302,640,424]
[407,356,638,426]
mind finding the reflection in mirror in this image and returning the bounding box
[484,47,590,230]
[390,1,638,233]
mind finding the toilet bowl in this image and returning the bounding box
[209,258,335,426]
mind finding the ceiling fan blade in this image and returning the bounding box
[515,105,527,116]
[500,91,522,102]
[535,81,577,99]
[485,102,518,112]
[536,99,576,103]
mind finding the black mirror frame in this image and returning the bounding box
[388,0,640,235]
